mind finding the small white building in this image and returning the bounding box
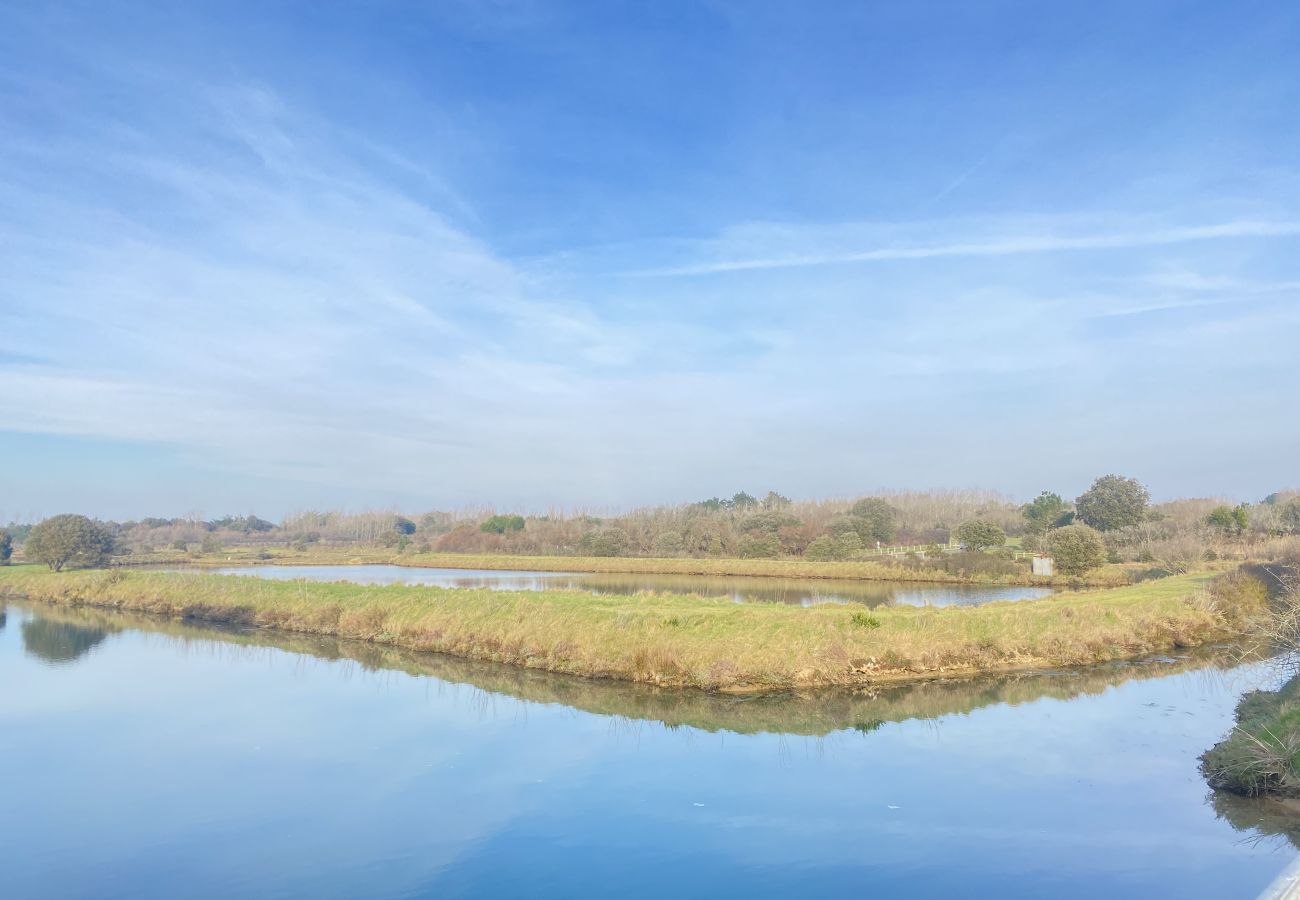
[1032,555,1054,577]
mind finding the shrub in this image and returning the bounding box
[0,529,11,565]
[737,533,781,559]
[1207,504,1249,536]
[1075,475,1150,532]
[804,535,843,561]
[955,520,1006,551]
[652,531,685,557]
[850,611,881,629]
[581,528,629,557]
[26,514,116,572]
[1045,524,1106,576]
[172,540,188,551]
[200,534,222,554]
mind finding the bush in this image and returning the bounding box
[955,520,1006,551]
[804,535,844,561]
[200,534,222,554]
[0,529,11,565]
[1045,524,1106,576]
[26,514,116,572]
[652,531,685,557]
[172,540,188,551]
[1207,504,1249,536]
[581,528,628,557]
[737,533,781,558]
[1076,475,1150,532]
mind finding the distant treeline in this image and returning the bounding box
[5,479,1299,576]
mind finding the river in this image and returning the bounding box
[1,599,1296,899]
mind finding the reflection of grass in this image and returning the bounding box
[0,564,1266,690]
[9,598,1254,737]
[123,545,1151,587]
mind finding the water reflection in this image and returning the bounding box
[9,599,1258,737]
[3,599,1296,900]
[208,563,1055,608]
[21,616,113,665]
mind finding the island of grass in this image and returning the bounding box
[0,564,1268,690]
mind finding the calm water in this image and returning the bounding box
[1,600,1297,899]
[209,564,1056,607]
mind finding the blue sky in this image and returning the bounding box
[1,1,1298,520]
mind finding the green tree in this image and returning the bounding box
[955,520,1006,551]
[1045,524,1107,577]
[480,514,525,534]
[1021,491,1073,535]
[393,516,417,535]
[0,529,11,565]
[1075,475,1150,532]
[848,497,898,544]
[760,491,792,510]
[1207,504,1249,536]
[26,514,116,572]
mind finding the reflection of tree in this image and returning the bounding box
[21,618,110,665]
[0,608,7,633]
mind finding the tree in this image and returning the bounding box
[760,491,792,510]
[0,529,11,565]
[1045,524,1106,577]
[1207,504,1249,536]
[393,516,417,535]
[955,520,1006,551]
[1021,492,1073,535]
[1279,499,1300,535]
[480,514,525,535]
[1075,475,1150,532]
[26,515,116,572]
[848,497,898,544]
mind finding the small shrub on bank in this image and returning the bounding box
[1045,525,1106,577]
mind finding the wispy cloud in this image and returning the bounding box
[625,219,1300,277]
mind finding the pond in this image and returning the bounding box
[207,564,1056,607]
[1,599,1296,899]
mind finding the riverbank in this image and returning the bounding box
[0,564,1267,690]
[113,546,1152,588]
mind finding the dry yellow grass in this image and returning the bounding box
[0,564,1265,691]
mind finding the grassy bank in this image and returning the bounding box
[1202,674,1300,797]
[117,545,1152,588]
[9,599,1248,736]
[0,564,1266,690]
